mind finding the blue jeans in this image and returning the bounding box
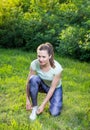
[29,75,63,116]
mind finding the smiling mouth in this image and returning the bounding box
[40,61,44,63]
[39,61,45,64]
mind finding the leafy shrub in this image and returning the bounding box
[57,26,90,61]
[0,0,90,61]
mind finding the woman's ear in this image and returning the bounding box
[49,55,52,59]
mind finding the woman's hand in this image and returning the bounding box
[26,100,32,110]
[37,104,45,114]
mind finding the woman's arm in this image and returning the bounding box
[26,68,36,110]
[37,73,61,114]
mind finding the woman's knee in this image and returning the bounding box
[50,111,60,116]
[29,75,40,84]
[49,106,62,116]
[29,75,40,93]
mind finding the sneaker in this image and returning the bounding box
[29,106,38,120]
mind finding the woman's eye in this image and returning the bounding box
[38,55,40,58]
[43,56,46,58]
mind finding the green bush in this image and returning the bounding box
[0,19,24,48]
[57,26,90,61]
[0,0,90,61]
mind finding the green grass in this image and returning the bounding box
[0,48,90,130]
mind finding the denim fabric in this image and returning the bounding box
[29,75,63,116]
[49,86,63,116]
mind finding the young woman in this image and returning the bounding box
[26,42,63,120]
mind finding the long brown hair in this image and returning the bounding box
[37,42,55,68]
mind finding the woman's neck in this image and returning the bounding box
[40,63,51,72]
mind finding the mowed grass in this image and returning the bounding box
[0,48,90,130]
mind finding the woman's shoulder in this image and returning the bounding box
[54,60,63,73]
[30,59,39,70]
[54,60,62,67]
[31,59,38,64]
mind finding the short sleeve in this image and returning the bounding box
[30,60,37,70]
[54,61,63,75]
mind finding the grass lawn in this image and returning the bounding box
[0,48,90,130]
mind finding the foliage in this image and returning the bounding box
[0,0,90,61]
[56,0,90,61]
[0,48,90,130]
[57,26,90,61]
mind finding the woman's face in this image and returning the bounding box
[37,50,51,66]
